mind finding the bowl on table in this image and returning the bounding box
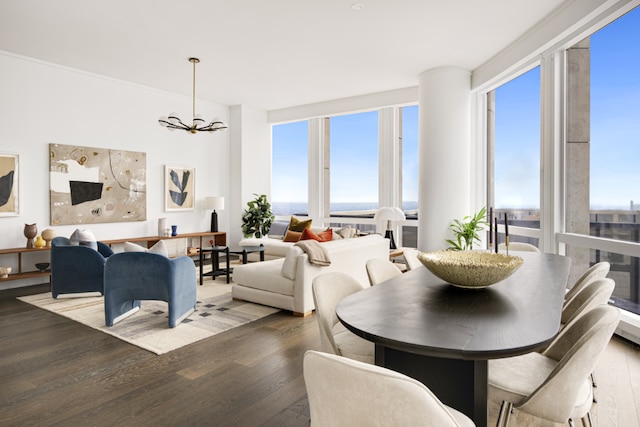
[417,250,523,289]
[35,262,50,272]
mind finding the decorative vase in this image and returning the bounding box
[171,225,178,236]
[41,228,56,247]
[24,223,37,248]
[34,235,46,248]
[158,218,168,237]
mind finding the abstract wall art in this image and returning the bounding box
[0,153,19,217]
[49,143,146,225]
[165,165,195,211]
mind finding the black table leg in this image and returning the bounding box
[199,249,204,286]
[225,247,230,283]
[376,346,488,427]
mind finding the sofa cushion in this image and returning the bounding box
[69,229,98,250]
[268,220,289,239]
[301,227,333,242]
[281,246,304,280]
[289,216,312,232]
[283,230,303,242]
[233,259,295,296]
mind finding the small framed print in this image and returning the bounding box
[0,153,19,217]
[165,165,195,211]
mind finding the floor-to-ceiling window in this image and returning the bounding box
[271,120,308,216]
[564,6,640,315]
[488,66,541,248]
[329,111,379,218]
[401,105,419,247]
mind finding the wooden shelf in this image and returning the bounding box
[0,270,50,282]
[0,231,226,284]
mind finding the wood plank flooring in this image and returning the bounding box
[1,283,639,426]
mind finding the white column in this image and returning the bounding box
[418,67,471,251]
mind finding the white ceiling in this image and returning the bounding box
[0,0,569,111]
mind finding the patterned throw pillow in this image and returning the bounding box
[123,240,169,257]
[69,229,98,250]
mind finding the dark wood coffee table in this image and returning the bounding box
[199,245,264,285]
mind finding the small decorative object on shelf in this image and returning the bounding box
[158,218,168,237]
[0,266,11,278]
[41,228,56,247]
[24,223,37,248]
[35,262,50,272]
[34,236,46,248]
[171,225,178,236]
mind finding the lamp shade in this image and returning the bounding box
[205,196,224,211]
[374,207,406,225]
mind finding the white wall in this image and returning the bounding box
[0,52,233,289]
[229,105,271,246]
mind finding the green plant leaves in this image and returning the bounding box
[241,193,275,238]
[446,207,487,251]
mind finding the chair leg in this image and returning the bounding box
[582,411,594,427]
[496,401,513,427]
[590,372,597,387]
[569,418,576,427]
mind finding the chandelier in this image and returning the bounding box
[158,58,228,134]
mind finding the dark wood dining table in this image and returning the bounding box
[336,252,571,427]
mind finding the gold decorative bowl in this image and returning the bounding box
[417,250,523,289]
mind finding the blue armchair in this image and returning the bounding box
[51,236,114,298]
[104,252,197,328]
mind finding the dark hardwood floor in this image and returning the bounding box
[0,283,318,426]
[2,283,639,426]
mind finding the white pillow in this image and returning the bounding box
[281,246,303,280]
[336,225,355,239]
[69,229,98,250]
[123,240,169,257]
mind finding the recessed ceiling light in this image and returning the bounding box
[351,3,365,11]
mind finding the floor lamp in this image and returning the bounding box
[374,207,406,250]
[205,197,224,232]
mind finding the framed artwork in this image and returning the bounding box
[49,143,147,225]
[165,165,195,211]
[0,153,19,217]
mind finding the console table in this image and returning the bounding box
[0,231,226,284]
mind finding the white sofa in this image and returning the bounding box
[232,234,389,316]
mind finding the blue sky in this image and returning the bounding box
[274,6,639,211]
[495,6,639,210]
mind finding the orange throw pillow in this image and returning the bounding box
[301,227,333,242]
[283,230,303,242]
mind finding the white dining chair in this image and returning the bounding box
[402,248,423,271]
[564,261,610,305]
[489,305,620,427]
[560,278,615,326]
[366,258,402,285]
[304,350,475,427]
[497,242,540,253]
[312,272,374,363]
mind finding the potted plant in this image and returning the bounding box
[242,194,275,238]
[445,207,487,251]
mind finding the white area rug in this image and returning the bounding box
[18,281,279,355]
